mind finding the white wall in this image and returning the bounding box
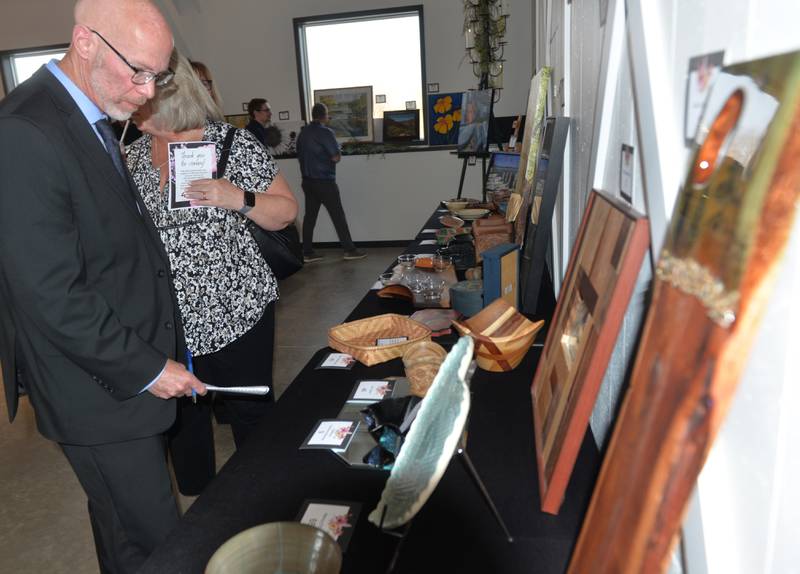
[156,0,532,120]
[278,151,483,243]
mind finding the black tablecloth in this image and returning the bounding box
[141,206,599,574]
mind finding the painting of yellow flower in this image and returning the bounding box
[428,92,463,145]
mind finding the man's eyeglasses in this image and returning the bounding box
[90,29,174,87]
[256,108,271,113]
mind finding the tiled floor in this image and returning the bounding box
[0,246,401,574]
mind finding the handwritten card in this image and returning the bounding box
[168,141,216,210]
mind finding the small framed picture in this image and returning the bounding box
[619,144,634,204]
[427,83,440,93]
[375,94,387,104]
[241,102,248,112]
[405,100,417,110]
[278,110,290,120]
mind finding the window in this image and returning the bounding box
[294,6,427,142]
[1,45,68,93]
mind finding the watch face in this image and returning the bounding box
[245,191,256,207]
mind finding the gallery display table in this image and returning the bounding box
[140,206,600,574]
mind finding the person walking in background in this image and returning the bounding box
[0,1,206,572]
[296,102,366,262]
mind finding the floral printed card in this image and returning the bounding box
[297,499,361,551]
[301,420,359,452]
[167,140,216,210]
[347,379,395,402]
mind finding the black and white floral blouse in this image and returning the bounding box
[127,120,279,356]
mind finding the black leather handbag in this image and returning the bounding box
[219,128,303,280]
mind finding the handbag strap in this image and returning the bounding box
[217,127,237,178]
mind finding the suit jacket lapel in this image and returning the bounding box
[36,69,171,267]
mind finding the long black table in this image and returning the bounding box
[141,207,600,574]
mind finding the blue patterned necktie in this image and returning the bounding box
[94,118,128,179]
[94,118,140,213]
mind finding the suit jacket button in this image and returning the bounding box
[157,269,166,278]
[164,321,173,330]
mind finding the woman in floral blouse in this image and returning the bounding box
[127,50,297,495]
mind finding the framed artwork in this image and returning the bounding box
[456,88,493,154]
[224,114,249,130]
[382,109,419,142]
[519,116,570,315]
[531,189,649,515]
[313,86,373,142]
[506,67,551,224]
[428,92,462,146]
[683,50,724,142]
[568,51,800,573]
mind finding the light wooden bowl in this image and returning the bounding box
[453,299,544,372]
[402,341,448,397]
[328,314,431,366]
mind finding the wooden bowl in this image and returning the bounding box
[452,299,544,372]
[402,341,448,397]
[328,314,431,366]
[377,284,413,301]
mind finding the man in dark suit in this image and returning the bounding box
[0,1,206,572]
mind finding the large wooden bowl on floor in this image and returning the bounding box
[328,313,431,367]
[205,522,342,574]
[453,299,544,372]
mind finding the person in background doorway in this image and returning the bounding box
[296,102,366,262]
[246,97,273,147]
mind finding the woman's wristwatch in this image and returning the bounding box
[239,191,256,214]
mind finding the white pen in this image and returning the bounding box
[205,385,270,396]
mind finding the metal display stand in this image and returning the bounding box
[378,432,514,573]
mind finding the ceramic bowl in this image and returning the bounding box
[456,208,491,220]
[444,199,469,212]
[205,522,342,574]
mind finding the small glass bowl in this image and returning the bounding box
[379,272,395,286]
[432,254,453,272]
[397,254,416,269]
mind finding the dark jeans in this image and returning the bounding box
[301,177,356,253]
[61,435,179,574]
[168,303,276,495]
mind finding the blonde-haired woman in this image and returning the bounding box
[127,50,297,495]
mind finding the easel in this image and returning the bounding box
[378,432,513,573]
[456,151,492,202]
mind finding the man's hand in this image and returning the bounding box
[147,358,207,399]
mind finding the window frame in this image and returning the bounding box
[1,43,69,94]
[293,5,428,145]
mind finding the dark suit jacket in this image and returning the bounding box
[0,67,180,445]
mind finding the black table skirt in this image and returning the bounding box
[140,206,599,574]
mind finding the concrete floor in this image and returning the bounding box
[0,246,401,574]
